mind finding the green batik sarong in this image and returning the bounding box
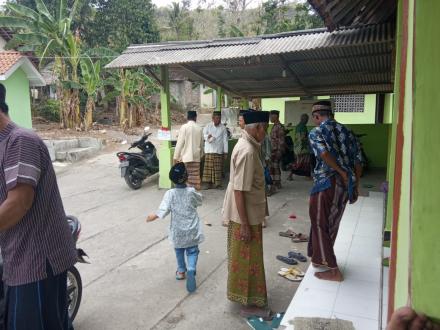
[227,222,268,307]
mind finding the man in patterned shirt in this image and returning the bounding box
[308,100,362,282]
[269,110,285,193]
[0,84,77,329]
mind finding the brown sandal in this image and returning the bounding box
[292,233,308,243]
[279,229,297,238]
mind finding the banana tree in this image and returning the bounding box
[80,56,102,130]
[103,68,159,130]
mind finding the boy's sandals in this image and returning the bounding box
[278,268,303,282]
[186,270,197,293]
[292,233,308,243]
[176,271,186,280]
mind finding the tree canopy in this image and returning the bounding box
[85,0,160,52]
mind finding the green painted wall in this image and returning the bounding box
[3,68,32,129]
[345,124,390,169]
[384,94,394,124]
[411,0,440,321]
[261,97,299,123]
[262,94,393,125]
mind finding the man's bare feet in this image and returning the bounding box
[387,306,440,330]
[314,268,344,282]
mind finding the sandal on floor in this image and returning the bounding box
[280,267,305,277]
[277,269,302,282]
[276,255,298,265]
[288,251,308,262]
[292,233,308,243]
[176,271,186,280]
[278,229,297,238]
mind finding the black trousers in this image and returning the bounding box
[5,263,72,330]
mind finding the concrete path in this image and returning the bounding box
[57,152,315,330]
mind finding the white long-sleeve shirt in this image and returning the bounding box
[174,121,204,163]
[203,122,228,154]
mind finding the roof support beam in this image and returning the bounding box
[278,54,310,95]
[179,64,242,97]
[219,70,389,84]
[144,67,163,88]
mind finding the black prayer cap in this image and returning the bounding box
[243,111,270,125]
[169,162,188,185]
[187,110,197,120]
[213,111,221,116]
[270,110,280,115]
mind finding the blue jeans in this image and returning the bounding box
[175,246,199,273]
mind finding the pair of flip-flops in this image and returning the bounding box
[277,267,305,282]
[276,251,307,265]
[278,230,309,243]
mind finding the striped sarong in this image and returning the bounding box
[270,159,281,187]
[307,175,351,269]
[185,162,201,190]
[227,222,267,307]
[202,153,223,187]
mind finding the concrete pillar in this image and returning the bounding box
[158,66,173,189]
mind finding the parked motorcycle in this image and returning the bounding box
[0,215,88,329]
[116,129,159,190]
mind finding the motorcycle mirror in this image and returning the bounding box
[144,126,150,133]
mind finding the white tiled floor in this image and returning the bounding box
[281,193,385,330]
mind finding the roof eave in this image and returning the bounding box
[0,57,46,87]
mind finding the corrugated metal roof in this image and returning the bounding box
[107,24,393,68]
[106,23,395,97]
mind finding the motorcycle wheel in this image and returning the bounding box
[67,266,82,322]
[124,167,143,190]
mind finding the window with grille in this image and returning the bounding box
[331,94,365,113]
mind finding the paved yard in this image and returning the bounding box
[56,151,324,330]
